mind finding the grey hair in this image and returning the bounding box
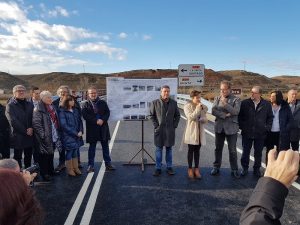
[40,90,52,100]
[56,85,70,96]
[220,80,231,89]
[12,85,26,93]
[0,159,20,171]
[252,86,262,94]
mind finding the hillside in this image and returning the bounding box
[0,72,29,91]
[0,69,297,98]
[217,70,289,93]
[272,76,300,89]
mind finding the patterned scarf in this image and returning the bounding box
[46,104,58,129]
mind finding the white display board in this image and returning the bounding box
[107,77,178,121]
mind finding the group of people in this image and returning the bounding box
[149,81,300,180]
[0,81,299,225]
[0,85,115,181]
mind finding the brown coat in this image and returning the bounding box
[183,102,208,146]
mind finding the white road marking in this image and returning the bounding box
[64,173,94,225]
[64,121,121,225]
[180,115,300,191]
[80,120,121,225]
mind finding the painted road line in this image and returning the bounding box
[180,115,300,191]
[64,173,94,225]
[80,120,121,225]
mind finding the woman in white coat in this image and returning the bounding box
[184,90,208,179]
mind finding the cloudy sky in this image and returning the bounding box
[0,0,299,76]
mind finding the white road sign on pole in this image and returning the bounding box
[178,64,205,86]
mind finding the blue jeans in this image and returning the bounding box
[241,136,265,170]
[155,146,172,169]
[66,148,78,161]
[88,141,111,167]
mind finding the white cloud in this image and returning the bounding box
[0,1,127,73]
[40,4,77,18]
[118,32,128,39]
[142,34,152,41]
[74,42,127,60]
[0,1,27,22]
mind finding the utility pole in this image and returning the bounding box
[242,61,246,71]
[83,64,86,73]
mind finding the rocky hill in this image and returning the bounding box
[0,69,296,98]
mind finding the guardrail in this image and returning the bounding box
[177,94,213,113]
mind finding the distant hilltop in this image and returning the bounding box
[0,69,298,98]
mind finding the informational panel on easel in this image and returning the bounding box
[107,77,178,121]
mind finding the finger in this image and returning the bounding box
[268,149,277,163]
[283,149,295,165]
[277,150,286,162]
[291,151,300,172]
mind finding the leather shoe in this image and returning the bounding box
[231,170,240,179]
[210,167,220,176]
[240,168,248,176]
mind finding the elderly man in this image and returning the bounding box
[81,86,115,173]
[5,85,34,169]
[0,158,37,185]
[238,86,273,177]
[211,80,241,178]
[287,89,300,151]
[149,85,181,176]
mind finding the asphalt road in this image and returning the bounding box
[34,110,300,225]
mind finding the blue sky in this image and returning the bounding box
[0,0,299,76]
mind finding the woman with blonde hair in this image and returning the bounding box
[184,90,208,179]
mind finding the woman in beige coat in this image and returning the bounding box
[184,90,208,179]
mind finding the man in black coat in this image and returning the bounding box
[240,149,299,225]
[238,86,273,177]
[81,86,115,173]
[5,85,34,169]
[287,89,300,151]
[0,103,10,159]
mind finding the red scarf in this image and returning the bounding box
[46,105,58,129]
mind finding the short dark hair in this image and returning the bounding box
[271,90,284,105]
[60,95,75,109]
[161,85,170,90]
[30,86,39,93]
[190,90,201,98]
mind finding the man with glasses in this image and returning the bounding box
[81,86,115,173]
[211,80,241,178]
[238,86,273,177]
[5,85,34,169]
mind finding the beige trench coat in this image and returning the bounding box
[183,101,208,146]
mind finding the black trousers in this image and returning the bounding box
[187,144,201,168]
[213,132,238,170]
[290,141,299,151]
[0,134,10,159]
[265,132,280,165]
[14,147,33,169]
[58,147,65,165]
[39,153,54,176]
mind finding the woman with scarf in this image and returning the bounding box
[32,91,63,181]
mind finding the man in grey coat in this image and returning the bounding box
[287,89,300,151]
[211,80,241,178]
[149,85,181,176]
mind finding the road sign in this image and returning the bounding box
[179,76,204,86]
[231,88,242,95]
[178,64,205,77]
[178,64,205,86]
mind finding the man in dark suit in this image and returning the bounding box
[81,86,115,173]
[5,85,34,169]
[238,86,273,177]
[287,88,300,151]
